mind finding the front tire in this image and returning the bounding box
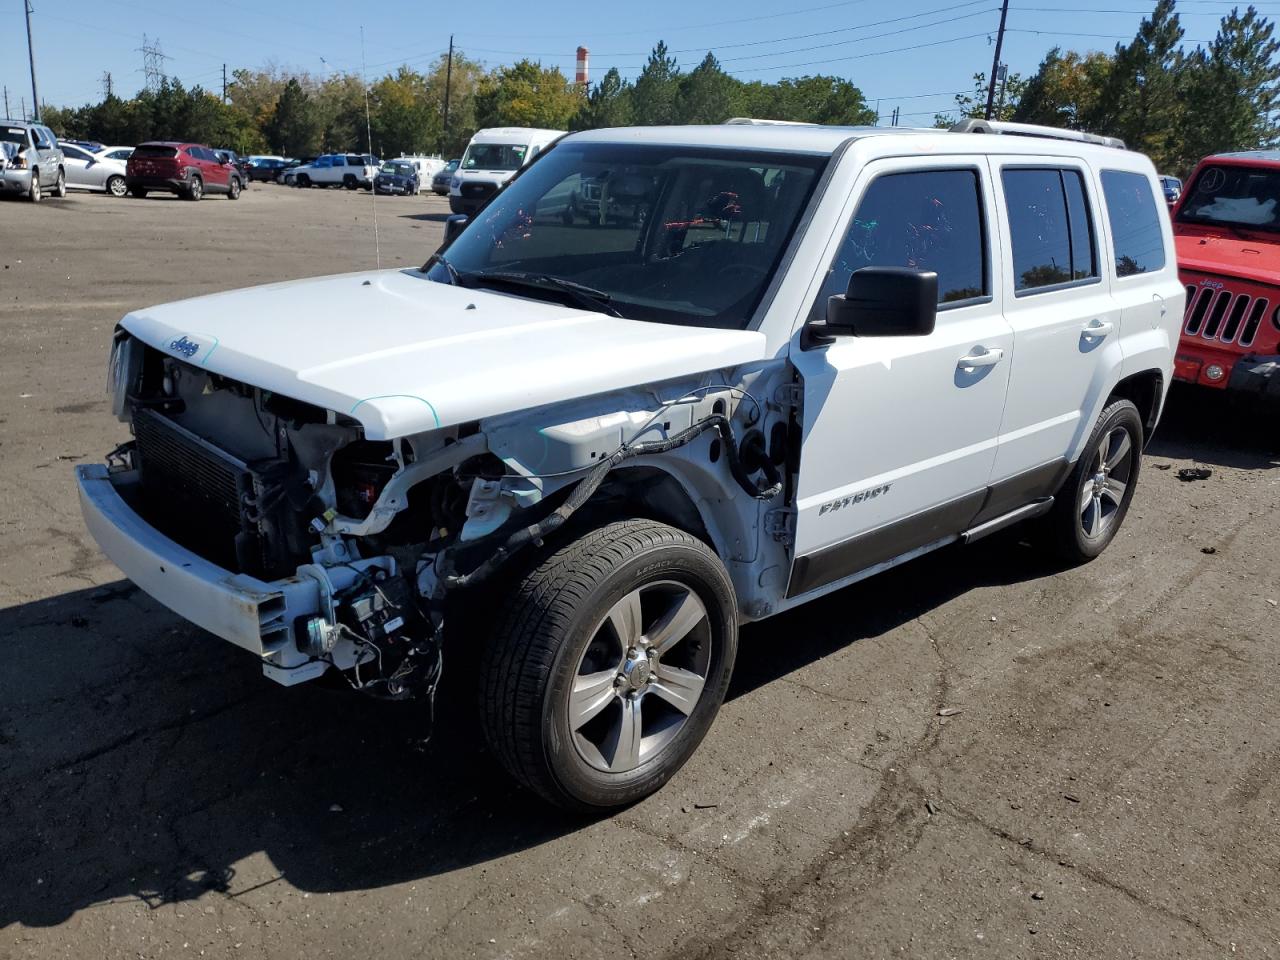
[28,173,41,203]
[1046,398,1142,563]
[106,175,127,197]
[479,519,738,811]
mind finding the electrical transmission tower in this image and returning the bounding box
[101,71,114,98]
[138,34,170,92]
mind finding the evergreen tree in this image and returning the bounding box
[677,53,738,124]
[1180,6,1280,166]
[265,78,321,156]
[571,68,633,131]
[632,42,681,125]
[1099,0,1186,168]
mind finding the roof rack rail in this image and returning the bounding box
[950,118,1125,150]
[724,117,818,126]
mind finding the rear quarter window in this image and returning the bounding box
[1101,170,1167,277]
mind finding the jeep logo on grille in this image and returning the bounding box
[169,335,200,358]
[1199,279,1225,291]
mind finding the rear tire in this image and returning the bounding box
[106,175,127,197]
[1045,398,1143,563]
[479,518,738,811]
[53,168,66,198]
[186,176,203,201]
[343,174,357,190]
[228,176,241,199]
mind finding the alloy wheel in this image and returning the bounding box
[1080,426,1134,539]
[569,581,712,774]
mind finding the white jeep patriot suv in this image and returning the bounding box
[77,119,1184,810]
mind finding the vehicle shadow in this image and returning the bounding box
[0,529,1060,929]
[399,211,451,223]
[1147,384,1280,470]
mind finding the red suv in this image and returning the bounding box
[126,142,242,201]
[1172,151,1280,401]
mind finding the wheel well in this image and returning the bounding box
[1108,370,1164,440]
[585,466,718,557]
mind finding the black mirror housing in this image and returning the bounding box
[443,214,469,245]
[806,267,938,346]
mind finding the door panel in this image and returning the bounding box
[789,159,1012,592]
[990,161,1123,483]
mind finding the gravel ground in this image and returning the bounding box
[1,184,1278,959]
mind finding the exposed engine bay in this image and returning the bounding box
[103,332,792,711]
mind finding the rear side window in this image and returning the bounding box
[1101,170,1167,277]
[817,168,988,312]
[346,155,363,166]
[1002,168,1098,292]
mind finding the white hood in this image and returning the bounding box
[120,269,769,440]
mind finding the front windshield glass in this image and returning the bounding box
[463,142,528,171]
[431,142,826,329]
[1177,164,1280,232]
[382,162,413,175]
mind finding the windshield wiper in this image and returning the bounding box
[467,270,623,318]
[423,252,462,284]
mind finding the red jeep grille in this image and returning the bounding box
[1183,283,1268,348]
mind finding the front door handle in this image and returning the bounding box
[1082,319,1115,338]
[957,347,1004,371]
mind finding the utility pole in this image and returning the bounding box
[24,0,41,121]
[222,63,228,104]
[984,0,1009,121]
[3,86,9,119]
[442,34,454,154]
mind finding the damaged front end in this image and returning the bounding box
[81,331,785,709]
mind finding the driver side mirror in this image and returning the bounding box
[803,267,938,348]
[444,214,469,245]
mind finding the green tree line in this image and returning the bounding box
[940,1,1280,174]
[40,42,874,158]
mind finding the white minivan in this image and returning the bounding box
[449,126,564,214]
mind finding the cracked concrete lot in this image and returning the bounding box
[2,186,1278,960]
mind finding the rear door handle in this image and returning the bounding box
[957,347,1004,370]
[1082,319,1115,337]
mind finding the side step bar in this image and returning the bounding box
[961,497,1054,545]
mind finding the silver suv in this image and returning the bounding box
[0,119,65,202]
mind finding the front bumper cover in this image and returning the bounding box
[75,463,329,683]
[1226,354,1280,401]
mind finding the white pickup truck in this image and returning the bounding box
[77,120,1183,810]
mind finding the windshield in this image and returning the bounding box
[2,127,30,146]
[381,162,414,175]
[1177,164,1280,233]
[463,142,528,171]
[431,142,826,329]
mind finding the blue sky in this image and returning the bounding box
[2,0,1274,126]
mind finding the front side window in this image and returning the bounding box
[816,168,988,313]
[1002,168,1098,292]
[1176,163,1280,234]
[432,142,825,330]
[463,142,528,171]
[1102,170,1167,277]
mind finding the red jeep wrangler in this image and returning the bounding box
[1172,151,1280,401]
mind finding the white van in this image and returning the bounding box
[449,126,564,214]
